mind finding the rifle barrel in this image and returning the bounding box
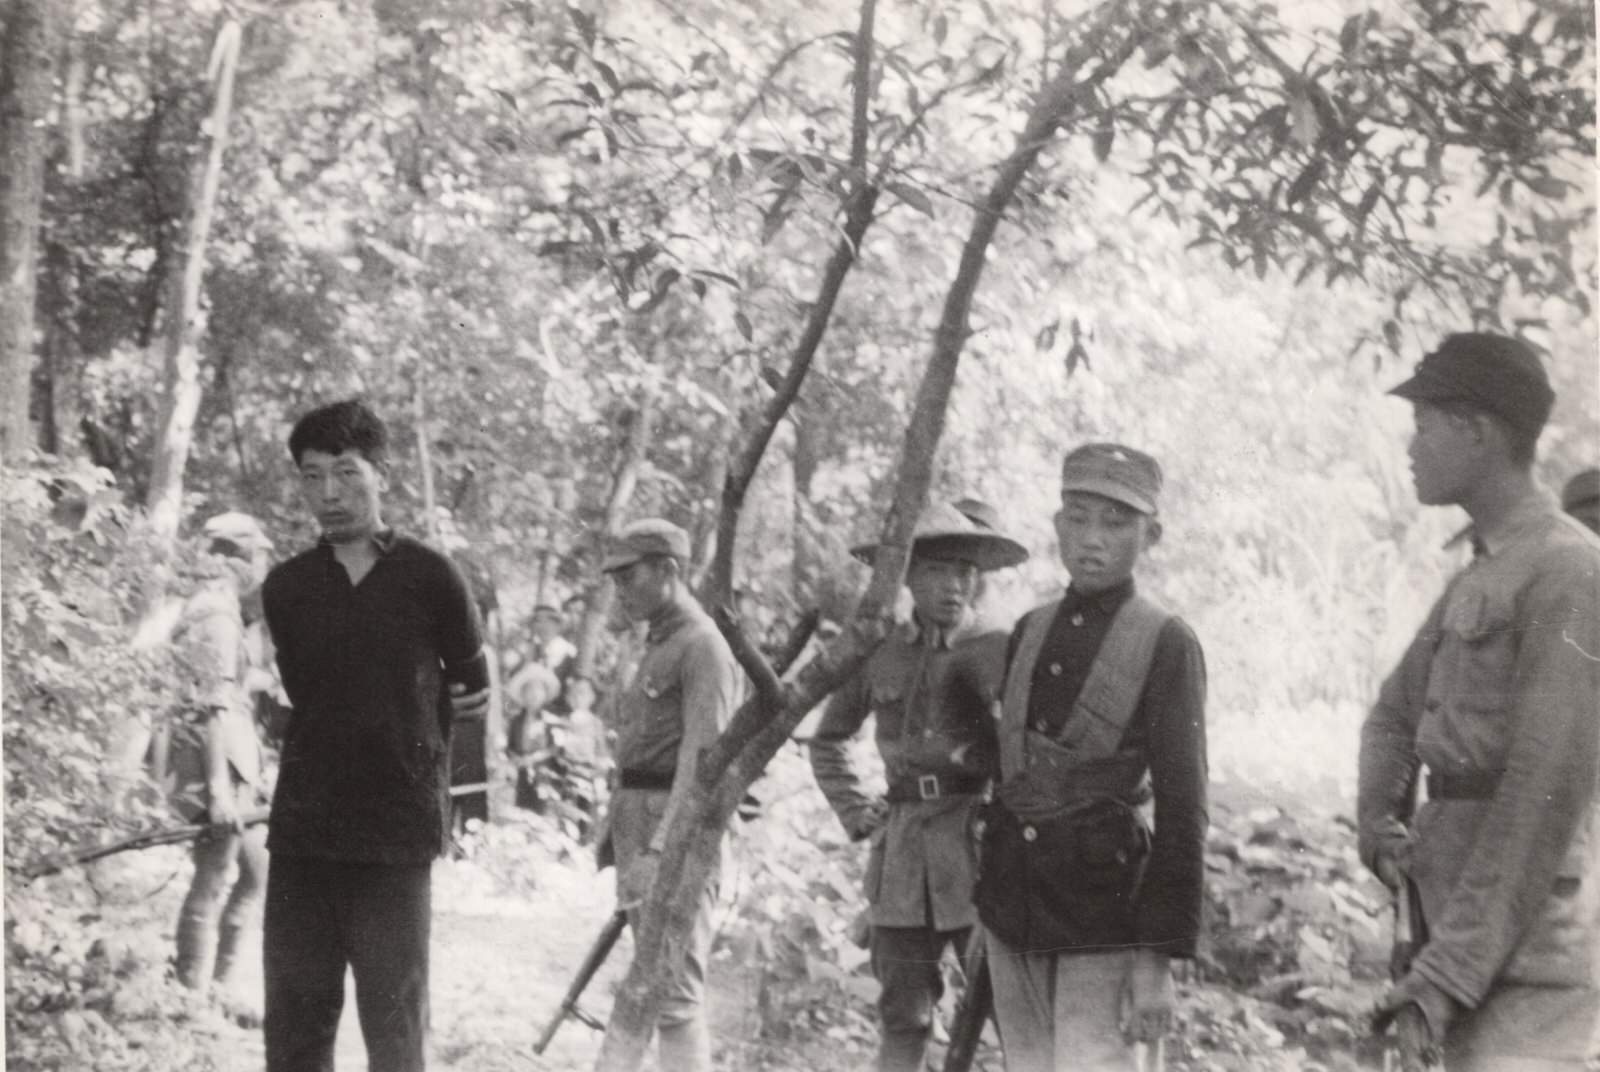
[533,909,628,1054]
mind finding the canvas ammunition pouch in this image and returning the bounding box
[975,595,1169,952]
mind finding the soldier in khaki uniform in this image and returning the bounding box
[596,519,740,1072]
[161,512,274,999]
[1361,333,1600,1070]
[810,502,1027,1072]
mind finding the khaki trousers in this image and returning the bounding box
[986,931,1163,1072]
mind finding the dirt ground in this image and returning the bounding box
[170,826,804,1072]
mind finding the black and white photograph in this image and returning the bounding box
[2,1,1595,1070]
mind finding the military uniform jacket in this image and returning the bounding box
[1359,489,1600,1021]
[810,613,1007,931]
[598,591,739,876]
[166,582,265,819]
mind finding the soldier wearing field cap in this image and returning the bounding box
[1360,332,1600,1070]
[810,501,1027,1072]
[595,518,739,1072]
[975,444,1208,1072]
[161,512,275,1008]
[1561,467,1600,535]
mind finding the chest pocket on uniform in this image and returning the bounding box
[1441,584,1517,716]
[639,672,679,708]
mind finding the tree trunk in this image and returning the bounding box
[414,367,441,542]
[594,9,1148,1069]
[573,394,656,682]
[144,20,242,541]
[702,0,881,609]
[0,0,61,461]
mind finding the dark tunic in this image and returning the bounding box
[262,530,488,864]
[1004,579,1208,956]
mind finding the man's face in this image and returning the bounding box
[906,554,980,628]
[1407,402,1483,507]
[610,557,675,622]
[531,615,561,643]
[297,448,387,543]
[1054,491,1158,594]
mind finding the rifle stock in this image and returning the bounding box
[534,908,628,1055]
[942,928,994,1072]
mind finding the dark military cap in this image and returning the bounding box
[530,603,562,621]
[1060,443,1163,515]
[1562,468,1600,511]
[1388,332,1554,441]
[600,518,690,572]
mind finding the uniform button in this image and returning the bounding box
[1049,663,1062,676]
[1022,825,1037,842]
[1070,613,1084,627]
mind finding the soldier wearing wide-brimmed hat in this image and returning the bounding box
[810,501,1027,1072]
[1360,333,1600,1070]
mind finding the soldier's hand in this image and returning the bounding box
[1122,949,1174,1043]
[207,784,243,833]
[1370,817,1413,890]
[851,797,889,841]
[448,682,491,719]
[1373,976,1451,1069]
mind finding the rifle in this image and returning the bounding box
[942,928,994,1072]
[534,908,628,1054]
[18,807,271,881]
[1387,878,1440,1071]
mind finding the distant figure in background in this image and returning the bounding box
[506,660,561,812]
[1360,334,1600,1071]
[1561,467,1600,534]
[528,603,577,682]
[161,512,275,1009]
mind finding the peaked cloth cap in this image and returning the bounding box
[851,501,1028,572]
[1060,443,1163,515]
[202,511,273,553]
[1387,332,1554,441]
[601,518,690,573]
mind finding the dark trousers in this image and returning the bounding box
[870,924,972,1072]
[263,855,432,1072]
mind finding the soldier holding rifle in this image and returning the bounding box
[1360,333,1600,1071]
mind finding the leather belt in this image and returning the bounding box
[619,768,673,791]
[886,772,987,803]
[1427,770,1500,800]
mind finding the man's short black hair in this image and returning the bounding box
[287,399,389,466]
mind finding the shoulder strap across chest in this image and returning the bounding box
[999,594,1170,778]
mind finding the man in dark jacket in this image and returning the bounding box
[261,400,490,1072]
[976,444,1207,1072]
